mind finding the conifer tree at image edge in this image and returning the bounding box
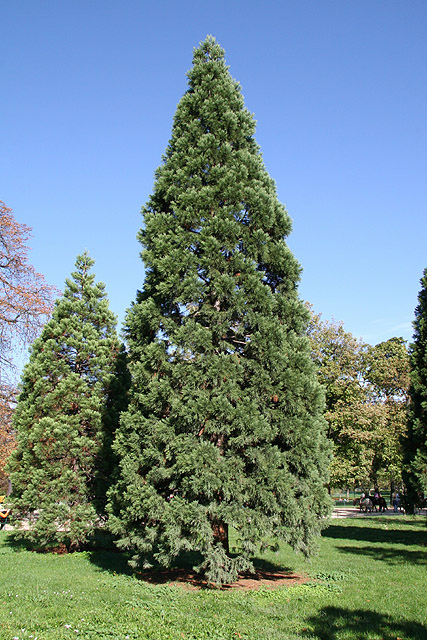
[403,268,427,512]
[8,252,127,550]
[109,37,332,585]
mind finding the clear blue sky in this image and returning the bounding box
[2,1,426,356]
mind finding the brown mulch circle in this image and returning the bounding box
[35,543,69,554]
[138,568,310,591]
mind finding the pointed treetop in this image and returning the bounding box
[69,251,96,286]
[187,36,233,92]
[192,35,225,64]
[74,250,95,274]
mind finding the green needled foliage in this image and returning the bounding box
[403,267,427,512]
[109,37,332,585]
[8,252,128,550]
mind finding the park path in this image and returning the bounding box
[332,506,412,518]
[1,508,424,531]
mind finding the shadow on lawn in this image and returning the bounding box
[89,548,134,576]
[323,523,426,546]
[88,545,292,587]
[3,530,292,586]
[3,531,34,552]
[336,544,427,566]
[302,606,427,640]
[3,529,135,576]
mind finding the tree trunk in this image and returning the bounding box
[390,480,395,506]
[212,520,229,554]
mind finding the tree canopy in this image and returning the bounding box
[308,310,409,490]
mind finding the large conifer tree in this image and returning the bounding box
[403,268,427,511]
[110,37,331,584]
[9,252,126,549]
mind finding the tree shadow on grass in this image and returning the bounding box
[336,544,427,566]
[302,606,427,640]
[323,523,426,546]
[88,547,134,576]
[3,529,297,587]
[251,556,294,574]
[88,545,294,587]
[2,529,135,576]
[133,553,299,590]
[2,530,34,551]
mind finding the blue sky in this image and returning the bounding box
[2,1,426,358]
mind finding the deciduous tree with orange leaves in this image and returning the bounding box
[0,201,57,491]
[1,201,56,371]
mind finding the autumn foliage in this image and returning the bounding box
[0,201,56,372]
[0,201,57,488]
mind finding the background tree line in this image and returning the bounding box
[307,309,410,496]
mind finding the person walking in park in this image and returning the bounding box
[393,490,400,512]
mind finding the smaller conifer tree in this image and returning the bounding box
[8,252,127,549]
[403,268,427,511]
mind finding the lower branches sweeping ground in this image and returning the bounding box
[0,516,426,639]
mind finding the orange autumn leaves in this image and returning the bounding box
[0,201,57,371]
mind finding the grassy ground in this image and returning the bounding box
[0,516,426,640]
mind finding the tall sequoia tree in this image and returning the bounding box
[109,37,331,585]
[403,268,427,511]
[8,252,127,549]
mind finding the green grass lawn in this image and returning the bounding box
[0,516,426,640]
